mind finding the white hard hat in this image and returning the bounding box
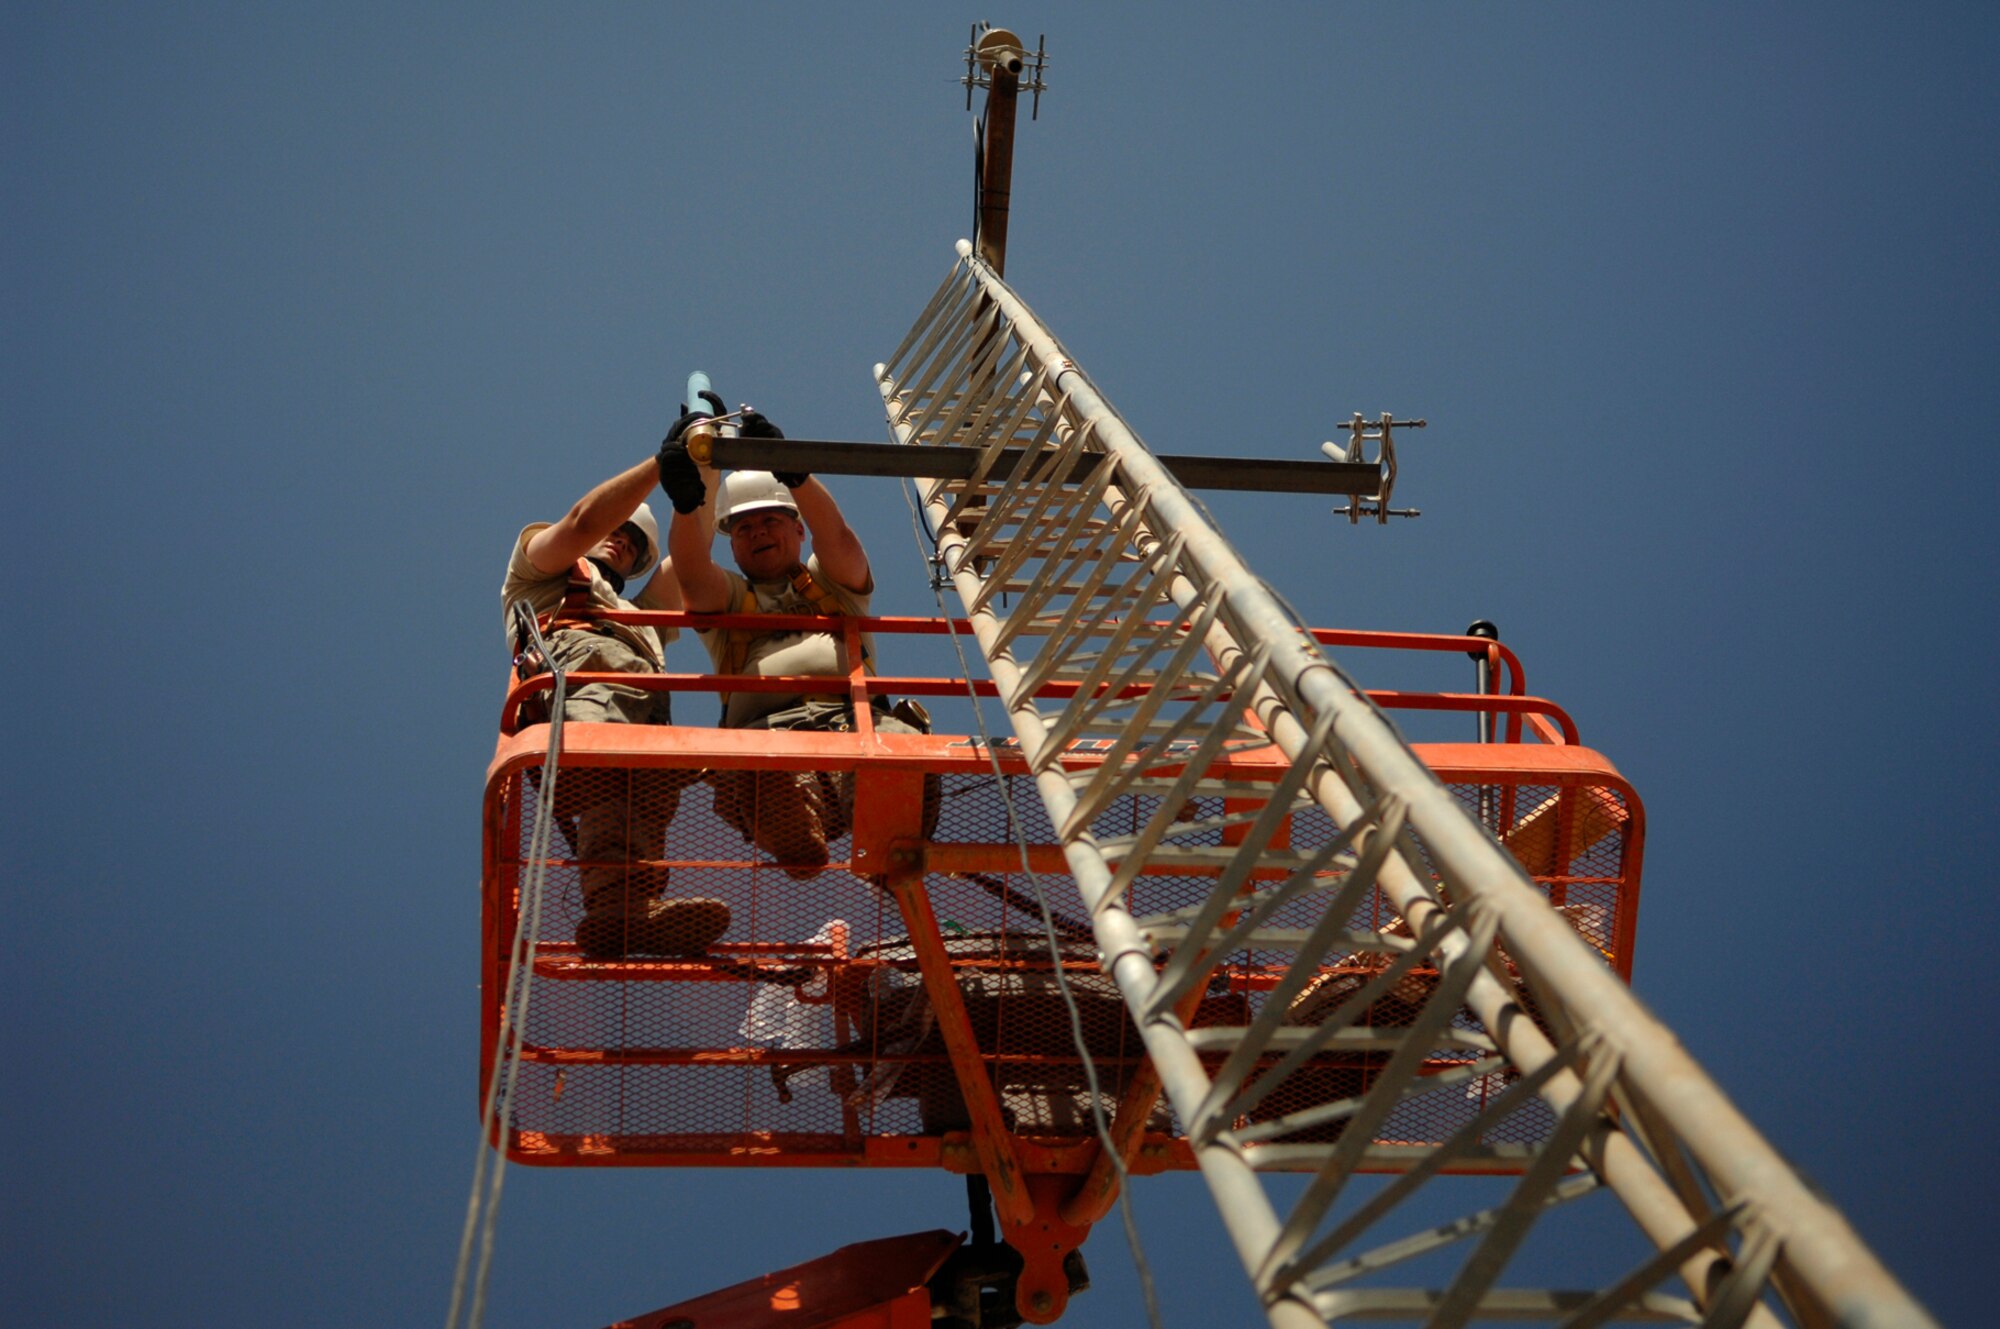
[717,471,801,532]
[620,501,660,578]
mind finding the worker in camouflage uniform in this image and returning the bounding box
[503,453,724,957]
[657,405,927,880]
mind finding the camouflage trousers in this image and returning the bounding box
[545,630,697,917]
[708,698,932,881]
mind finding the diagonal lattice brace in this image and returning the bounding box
[1258,905,1505,1289]
[1421,1047,1625,1323]
[1135,779,1368,1021]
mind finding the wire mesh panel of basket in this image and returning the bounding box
[485,760,1638,1164]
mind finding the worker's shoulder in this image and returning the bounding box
[502,522,565,593]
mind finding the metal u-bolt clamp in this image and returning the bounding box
[1325,412,1426,522]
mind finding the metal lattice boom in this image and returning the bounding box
[872,240,1931,1329]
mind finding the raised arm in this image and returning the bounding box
[658,431,730,612]
[667,493,730,611]
[523,457,660,575]
[787,477,871,594]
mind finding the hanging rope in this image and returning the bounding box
[445,603,568,1329]
[900,477,1166,1329]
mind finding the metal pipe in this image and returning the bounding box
[1224,670,1776,1325]
[699,434,1384,494]
[1074,466,1757,1316]
[1467,620,1499,829]
[1466,620,1498,745]
[1059,975,1209,1227]
[974,29,1024,274]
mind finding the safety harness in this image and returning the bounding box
[714,562,875,714]
[511,559,603,679]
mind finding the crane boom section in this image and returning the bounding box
[870,242,1931,1329]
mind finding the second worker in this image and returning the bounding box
[658,404,925,880]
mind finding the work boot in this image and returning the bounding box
[575,898,731,959]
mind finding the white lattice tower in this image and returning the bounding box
[871,241,1930,1329]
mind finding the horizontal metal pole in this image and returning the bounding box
[707,435,1384,495]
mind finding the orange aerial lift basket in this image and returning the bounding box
[480,612,1644,1213]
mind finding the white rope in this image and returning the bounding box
[446,606,567,1329]
[900,478,1166,1329]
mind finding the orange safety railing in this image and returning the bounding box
[482,613,1642,1174]
[501,614,1573,743]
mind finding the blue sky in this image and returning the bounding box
[8,5,1996,1326]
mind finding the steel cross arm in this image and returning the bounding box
[944,246,1934,1328]
[703,435,1386,496]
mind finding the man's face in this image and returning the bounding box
[593,523,646,577]
[727,508,806,580]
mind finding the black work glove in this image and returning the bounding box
[656,438,706,514]
[738,409,805,486]
[664,390,728,444]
